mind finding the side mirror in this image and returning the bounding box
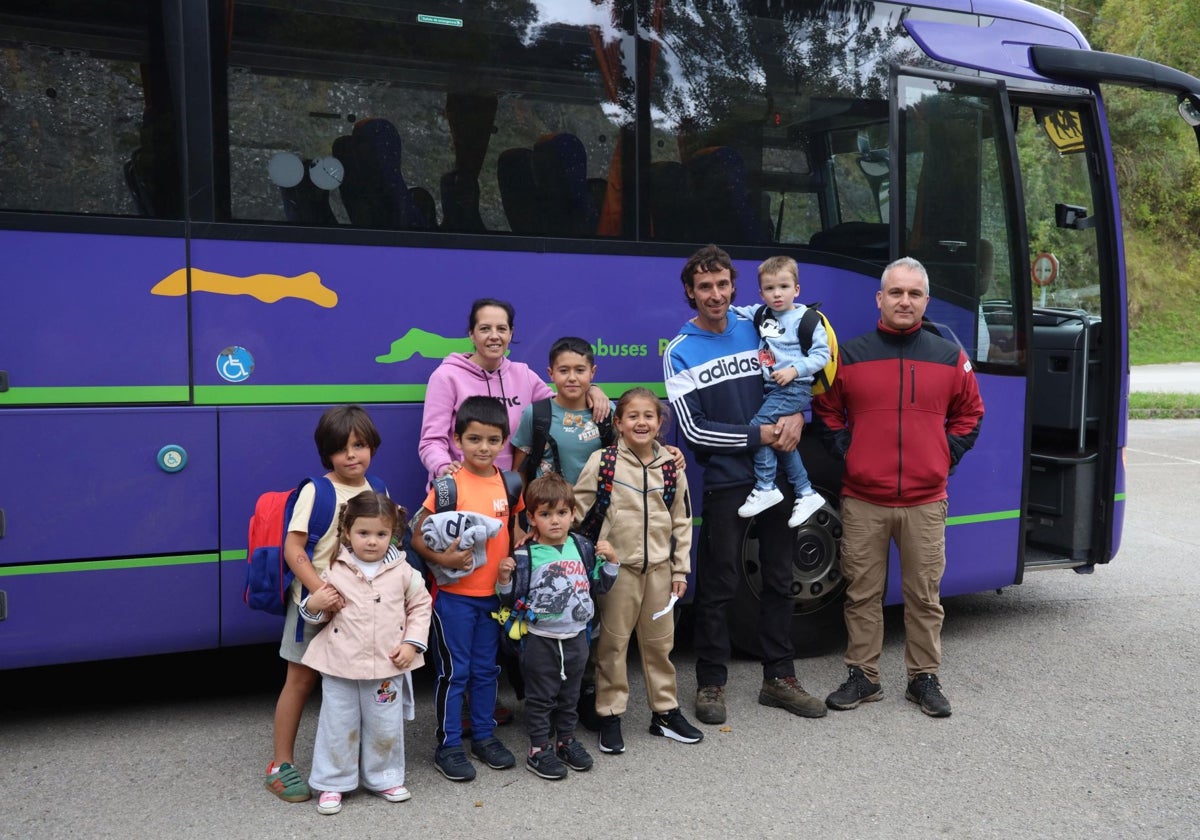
[1055,203,1095,230]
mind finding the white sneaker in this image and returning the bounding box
[738,487,785,518]
[788,492,825,528]
[371,785,412,803]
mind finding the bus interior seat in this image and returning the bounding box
[334,118,427,229]
[124,149,154,216]
[279,164,338,225]
[809,221,889,258]
[532,132,599,236]
[647,160,694,241]
[409,186,438,230]
[685,146,763,243]
[497,147,541,233]
[440,169,486,232]
[587,177,608,218]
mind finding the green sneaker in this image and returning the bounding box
[265,762,312,802]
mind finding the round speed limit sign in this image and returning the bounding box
[1032,252,1059,287]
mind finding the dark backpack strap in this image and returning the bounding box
[288,475,336,642]
[753,304,768,331]
[431,474,458,513]
[500,469,523,548]
[366,473,388,495]
[578,446,618,542]
[798,303,822,356]
[522,398,554,485]
[511,545,532,607]
[570,532,597,580]
[660,459,677,510]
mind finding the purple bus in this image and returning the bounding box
[3,0,1199,669]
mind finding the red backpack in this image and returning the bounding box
[244,473,387,616]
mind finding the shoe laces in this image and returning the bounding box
[698,685,723,701]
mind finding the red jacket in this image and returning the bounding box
[813,321,984,506]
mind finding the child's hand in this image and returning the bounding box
[436,537,474,572]
[771,366,798,387]
[389,642,418,671]
[595,540,615,563]
[307,583,344,614]
[586,386,611,422]
[671,580,687,599]
[497,556,516,585]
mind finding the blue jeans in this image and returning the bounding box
[751,380,813,494]
[431,590,501,748]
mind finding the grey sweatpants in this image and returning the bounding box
[309,672,412,793]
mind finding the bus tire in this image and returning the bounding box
[729,493,847,660]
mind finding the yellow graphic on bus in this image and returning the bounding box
[1039,109,1086,154]
[151,268,338,308]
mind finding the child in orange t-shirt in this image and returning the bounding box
[409,396,523,783]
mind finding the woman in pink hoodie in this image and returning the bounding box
[418,298,608,484]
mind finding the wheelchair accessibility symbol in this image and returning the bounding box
[216,346,255,382]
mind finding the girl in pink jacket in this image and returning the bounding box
[300,492,432,815]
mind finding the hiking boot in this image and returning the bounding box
[316,790,342,815]
[470,735,516,769]
[556,737,594,771]
[905,673,952,717]
[526,744,568,780]
[825,666,884,711]
[759,676,828,718]
[598,715,625,754]
[788,492,825,528]
[577,682,601,732]
[434,745,476,782]
[649,708,704,744]
[695,685,727,725]
[265,762,312,803]
[738,486,785,518]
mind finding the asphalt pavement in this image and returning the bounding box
[1130,362,1200,392]
[3,420,1199,839]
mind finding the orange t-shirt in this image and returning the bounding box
[422,468,522,597]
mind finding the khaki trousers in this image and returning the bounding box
[839,497,948,682]
[594,561,679,716]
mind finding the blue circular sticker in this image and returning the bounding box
[157,444,188,473]
[216,346,255,383]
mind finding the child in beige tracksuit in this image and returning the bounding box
[573,387,702,754]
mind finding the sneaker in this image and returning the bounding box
[316,790,342,815]
[788,492,825,528]
[759,676,828,718]
[369,785,412,803]
[905,673,952,717]
[825,666,884,710]
[738,486,785,518]
[695,685,727,725]
[598,714,625,754]
[434,745,477,782]
[556,737,594,771]
[265,762,312,803]
[577,682,601,732]
[470,735,516,769]
[526,744,568,780]
[649,708,704,744]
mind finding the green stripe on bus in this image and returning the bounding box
[222,550,248,562]
[195,382,667,404]
[0,553,219,577]
[946,509,1021,526]
[1114,492,1127,502]
[0,386,189,405]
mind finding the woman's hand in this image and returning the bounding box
[437,460,463,477]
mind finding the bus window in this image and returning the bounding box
[223,2,630,236]
[0,0,180,218]
[897,73,1021,365]
[649,2,921,250]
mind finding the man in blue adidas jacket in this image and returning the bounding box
[663,244,826,726]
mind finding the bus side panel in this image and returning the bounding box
[0,561,216,670]
[882,370,1026,604]
[0,230,189,403]
[217,405,427,647]
[0,408,217,563]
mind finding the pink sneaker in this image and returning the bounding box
[317,790,342,815]
[371,785,412,803]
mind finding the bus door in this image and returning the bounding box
[1009,99,1119,570]
[893,70,1029,592]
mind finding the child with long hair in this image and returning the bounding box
[573,387,703,755]
[300,491,432,815]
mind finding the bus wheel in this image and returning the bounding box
[730,495,847,659]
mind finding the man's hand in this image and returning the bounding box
[772,412,804,451]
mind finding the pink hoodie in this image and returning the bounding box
[419,353,553,481]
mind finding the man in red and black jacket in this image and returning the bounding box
[814,257,984,718]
